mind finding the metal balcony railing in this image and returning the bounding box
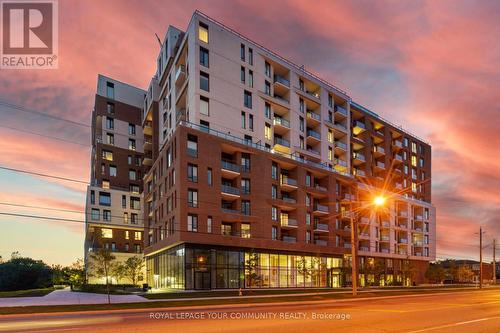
[221,185,240,195]
[274,137,290,147]
[221,160,240,173]
[273,74,290,87]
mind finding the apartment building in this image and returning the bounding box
[84,75,146,284]
[137,11,435,289]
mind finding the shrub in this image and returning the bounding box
[0,258,53,291]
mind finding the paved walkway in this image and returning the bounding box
[0,288,147,307]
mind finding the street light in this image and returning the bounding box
[351,194,387,296]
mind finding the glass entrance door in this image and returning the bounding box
[194,271,211,290]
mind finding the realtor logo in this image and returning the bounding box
[1,0,58,69]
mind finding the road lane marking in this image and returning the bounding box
[0,316,122,332]
[406,316,500,332]
[367,309,408,313]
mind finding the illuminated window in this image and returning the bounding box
[411,142,417,153]
[102,150,113,161]
[328,147,333,161]
[265,123,272,140]
[134,231,141,240]
[125,230,129,239]
[123,212,128,224]
[102,180,110,189]
[198,22,208,43]
[241,223,251,238]
[109,165,117,177]
[101,228,113,238]
[411,155,417,167]
[412,182,417,193]
[328,129,333,143]
[271,206,278,221]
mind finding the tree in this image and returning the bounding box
[66,259,85,288]
[425,263,446,284]
[457,265,474,283]
[297,256,312,286]
[112,263,127,285]
[244,251,261,287]
[366,258,386,286]
[51,264,65,285]
[89,249,116,304]
[122,256,144,287]
[401,260,416,286]
[0,257,52,291]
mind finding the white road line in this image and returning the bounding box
[407,316,500,332]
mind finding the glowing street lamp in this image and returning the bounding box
[374,195,386,207]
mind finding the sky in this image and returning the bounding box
[0,0,499,266]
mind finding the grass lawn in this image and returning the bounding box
[0,288,54,298]
[0,286,489,315]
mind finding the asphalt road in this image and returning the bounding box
[1,289,500,333]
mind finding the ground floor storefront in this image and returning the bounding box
[145,244,428,290]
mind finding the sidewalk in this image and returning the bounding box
[0,288,147,308]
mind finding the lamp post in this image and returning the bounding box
[350,194,386,296]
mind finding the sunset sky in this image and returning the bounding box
[0,0,499,266]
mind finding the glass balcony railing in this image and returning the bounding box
[306,111,321,122]
[280,175,297,187]
[315,239,328,246]
[334,158,348,167]
[334,105,347,116]
[307,129,321,140]
[353,152,365,161]
[314,223,329,231]
[273,74,290,87]
[282,236,297,243]
[373,146,385,154]
[281,218,298,227]
[221,160,240,173]
[314,203,329,213]
[335,141,347,150]
[273,117,290,128]
[274,137,290,147]
[221,185,240,195]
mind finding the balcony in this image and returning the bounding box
[394,154,404,163]
[273,117,290,129]
[344,243,352,249]
[413,240,423,246]
[306,111,321,123]
[280,175,298,189]
[143,120,153,136]
[397,250,408,255]
[334,140,347,152]
[143,152,153,166]
[273,137,291,154]
[314,223,329,232]
[398,238,408,244]
[143,138,152,151]
[380,248,390,254]
[273,74,290,88]
[393,140,403,150]
[282,236,297,243]
[414,214,424,221]
[313,203,329,214]
[175,64,186,83]
[373,145,385,156]
[333,121,348,133]
[398,210,408,218]
[354,168,366,177]
[334,105,348,118]
[187,147,198,158]
[380,220,390,228]
[375,161,386,170]
[315,239,328,246]
[352,121,366,135]
[221,160,240,178]
[359,216,370,224]
[397,223,408,229]
[281,196,297,204]
[334,158,348,168]
[359,246,370,252]
[359,232,370,239]
[306,129,321,142]
[310,184,327,192]
[281,218,298,228]
[342,193,354,201]
[221,208,240,215]
[221,185,240,198]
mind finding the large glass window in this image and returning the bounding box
[188,214,198,232]
[99,192,111,206]
[199,46,209,67]
[200,71,209,92]
[198,22,209,43]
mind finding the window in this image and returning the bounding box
[130,197,140,210]
[102,180,110,189]
[306,173,311,187]
[328,94,333,108]
[265,123,272,140]
[106,133,114,145]
[241,153,250,172]
[240,43,245,61]
[134,244,141,253]
[110,165,117,177]
[126,123,136,135]
[299,79,304,90]
[123,212,128,224]
[90,190,95,204]
[99,192,111,206]
[106,102,114,114]
[299,136,304,149]
[241,111,246,129]
[200,71,209,92]
[240,66,245,83]
[207,216,212,233]
[199,46,209,67]
[265,61,271,77]
[121,195,126,208]
[188,214,198,232]
[248,70,253,88]
[328,129,333,143]
[241,178,250,194]
[299,116,304,132]
[412,182,417,193]
[103,210,111,221]
[130,185,139,193]
[106,117,114,130]
[265,81,271,95]
[102,150,113,161]
[128,139,136,151]
[403,138,409,147]
[198,22,209,43]
[411,155,417,167]
[101,228,113,238]
[188,189,198,207]
[241,223,251,238]
[131,213,138,224]
[248,48,253,65]
[187,134,198,157]
[306,231,311,244]
[241,200,251,215]
[134,231,142,240]
[188,163,198,182]
[207,167,213,186]
[128,155,132,165]
[271,206,278,221]
[244,90,252,108]
[106,82,114,99]
[328,147,333,161]
[272,226,277,240]
[125,243,129,252]
[272,184,278,199]
[299,98,304,113]
[306,213,311,225]
[200,120,209,131]
[200,96,209,116]
[411,142,417,153]
[129,170,137,180]
[419,157,424,168]
[264,103,271,119]
[125,230,129,239]
[91,209,100,220]
[271,162,278,180]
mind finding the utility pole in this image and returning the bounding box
[493,239,496,285]
[479,227,483,289]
